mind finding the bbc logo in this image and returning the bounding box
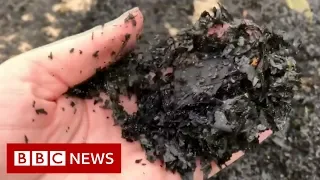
[14,151,66,166]
[7,143,121,173]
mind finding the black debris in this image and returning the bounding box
[93,109,96,112]
[136,34,141,40]
[48,52,53,60]
[135,159,143,164]
[93,51,99,58]
[24,135,29,144]
[111,51,116,56]
[74,108,77,114]
[142,163,146,166]
[124,34,131,42]
[132,19,137,27]
[66,7,298,179]
[70,101,75,107]
[125,13,137,27]
[70,48,74,53]
[125,13,135,22]
[35,108,48,115]
[32,100,35,108]
[79,50,83,54]
[94,97,103,105]
[62,107,65,111]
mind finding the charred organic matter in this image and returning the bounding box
[67,7,298,179]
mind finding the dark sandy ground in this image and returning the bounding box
[1,0,320,179]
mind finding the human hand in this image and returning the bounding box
[0,7,272,180]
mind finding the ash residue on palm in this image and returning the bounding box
[67,7,298,179]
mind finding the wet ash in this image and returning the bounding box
[67,7,298,179]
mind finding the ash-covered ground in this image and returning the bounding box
[1,0,319,179]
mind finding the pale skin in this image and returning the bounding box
[0,7,272,180]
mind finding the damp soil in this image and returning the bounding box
[1,0,320,179]
[66,7,298,179]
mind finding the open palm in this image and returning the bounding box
[0,8,271,180]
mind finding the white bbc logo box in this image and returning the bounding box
[14,151,66,166]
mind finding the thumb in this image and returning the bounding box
[0,7,143,100]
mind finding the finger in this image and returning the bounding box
[0,7,143,100]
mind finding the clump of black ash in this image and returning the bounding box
[67,6,298,179]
